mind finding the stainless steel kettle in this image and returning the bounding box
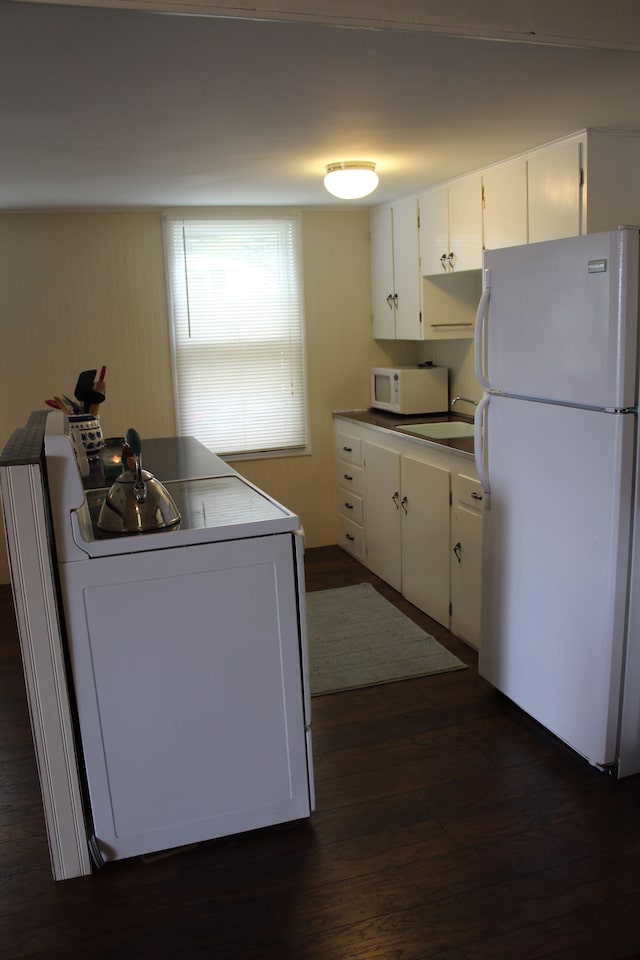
[97,428,181,534]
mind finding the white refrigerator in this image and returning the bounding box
[474,227,640,778]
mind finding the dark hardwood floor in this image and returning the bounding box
[2,545,640,960]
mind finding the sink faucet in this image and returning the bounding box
[451,396,478,411]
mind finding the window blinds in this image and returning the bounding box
[165,217,308,457]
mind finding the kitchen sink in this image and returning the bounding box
[397,421,475,440]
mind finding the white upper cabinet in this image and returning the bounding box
[527,131,640,244]
[370,130,640,344]
[370,198,422,340]
[370,206,395,339]
[417,187,449,275]
[528,140,583,244]
[482,158,528,251]
[580,130,640,234]
[419,176,483,276]
[448,176,484,272]
[393,199,422,339]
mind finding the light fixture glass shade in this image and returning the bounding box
[324,161,379,199]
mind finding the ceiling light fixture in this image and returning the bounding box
[323,161,379,200]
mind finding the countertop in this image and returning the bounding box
[0,416,233,482]
[84,435,235,490]
[333,408,475,456]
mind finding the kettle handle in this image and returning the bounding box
[125,427,142,456]
[126,428,147,502]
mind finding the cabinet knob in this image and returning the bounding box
[386,294,395,308]
[401,495,408,514]
[439,254,448,271]
[453,541,462,563]
[392,491,400,509]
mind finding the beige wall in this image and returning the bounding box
[0,207,410,584]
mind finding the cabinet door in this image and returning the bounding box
[392,198,422,340]
[401,456,450,627]
[528,141,583,243]
[419,188,449,276]
[59,534,309,861]
[450,473,484,649]
[363,442,401,591]
[448,175,483,271]
[370,206,395,339]
[482,159,528,251]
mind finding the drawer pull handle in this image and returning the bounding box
[471,491,483,501]
[343,445,353,453]
[344,502,354,510]
[343,473,353,482]
[345,533,355,542]
[401,495,408,514]
[392,491,400,509]
[453,541,462,563]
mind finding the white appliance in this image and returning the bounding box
[370,365,448,414]
[7,419,315,872]
[474,227,640,778]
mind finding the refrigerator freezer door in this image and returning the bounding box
[481,229,639,410]
[479,394,634,768]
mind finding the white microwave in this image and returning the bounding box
[370,365,448,415]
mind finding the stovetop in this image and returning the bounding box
[85,475,293,537]
[46,428,301,561]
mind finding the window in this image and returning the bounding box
[164,216,308,457]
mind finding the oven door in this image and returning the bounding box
[58,531,311,862]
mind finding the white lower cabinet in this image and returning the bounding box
[334,418,482,643]
[401,455,451,626]
[450,471,484,649]
[361,441,402,591]
[335,430,365,561]
[362,441,451,623]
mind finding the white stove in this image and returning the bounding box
[2,416,314,875]
[46,432,302,559]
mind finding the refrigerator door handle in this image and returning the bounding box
[474,268,491,390]
[474,393,491,495]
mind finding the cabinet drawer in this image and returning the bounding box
[337,487,363,526]
[335,461,363,496]
[335,433,362,467]
[337,515,365,560]
[456,474,484,510]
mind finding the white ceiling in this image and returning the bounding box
[3,1,640,209]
